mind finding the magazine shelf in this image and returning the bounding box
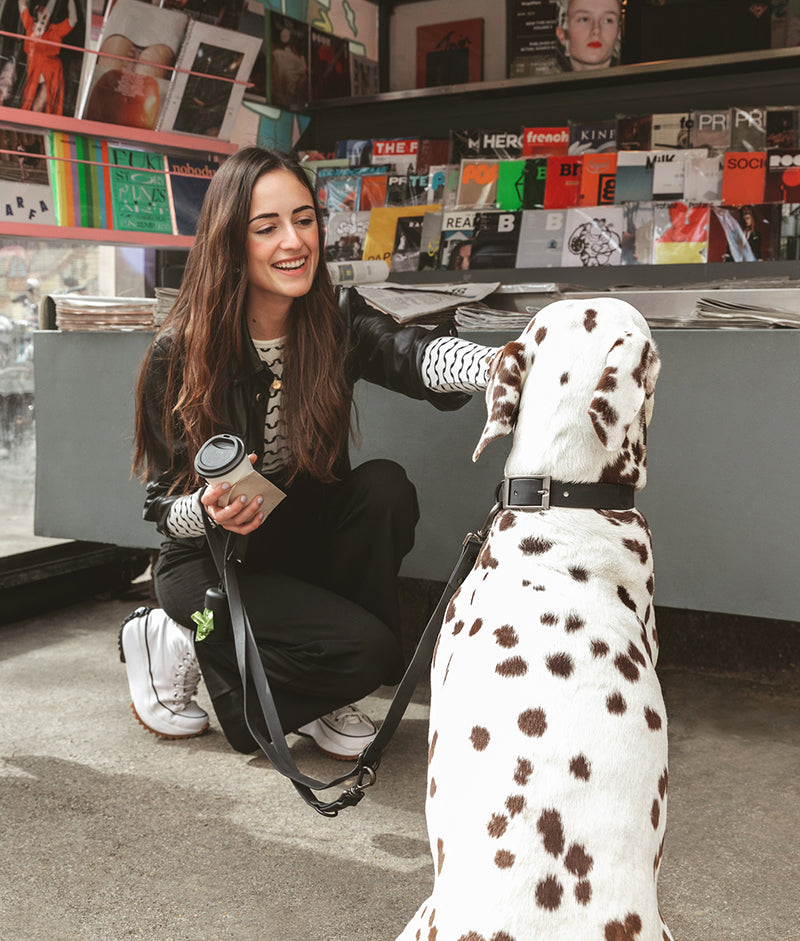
[0,106,234,247]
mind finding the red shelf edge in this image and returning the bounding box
[0,106,237,156]
[0,222,194,247]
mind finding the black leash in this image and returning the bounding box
[202,501,499,816]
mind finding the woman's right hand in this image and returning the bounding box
[200,455,266,534]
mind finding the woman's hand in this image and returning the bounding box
[200,454,266,534]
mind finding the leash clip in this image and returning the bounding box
[464,498,502,546]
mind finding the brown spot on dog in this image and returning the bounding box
[591,639,610,658]
[452,620,464,635]
[575,880,592,905]
[570,754,591,780]
[506,795,525,817]
[498,512,516,531]
[497,656,528,677]
[535,326,548,345]
[584,308,598,332]
[605,914,642,941]
[444,591,459,623]
[617,585,637,612]
[546,652,575,678]
[469,618,483,636]
[614,653,640,682]
[651,800,660,829]
[494,625,519,648]
[560,372,570,385]
[632,341,652,387]
[518,708,547,737]
[470,726,490,751]
[597,365,618,392]
[514,757,533,785]
[488,814,509,838]
[568,566,589,582]
[430,777,437,798]
[640,625,654,664]
[495,850,515,869]
[565,612,586,633]
[535,875,563,910]
[659,768,669,799]
[428,730,438,765]
[565,843,593,878]
[607,692,627,715]
[628,642,647,667]
[537,809,565,856]
[437,838,445,874]
[491,934,515,941]
[520,536,554,555]
[593,421,608,446]
[591,396,618,427]
[623,539,649,564]
[541,612,559,627]
[645,708,663,731]
[479,545,499,569]
[646,575,655,595]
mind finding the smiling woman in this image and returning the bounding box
[123,146,500,762]
[556,0,623,71]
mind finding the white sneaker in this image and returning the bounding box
[296,705,378,760]
[119,606,209,740]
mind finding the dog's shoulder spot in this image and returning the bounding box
[644,707,663,731]
[494,624,519,648]
[545,652,575,678]
[606,692,628,714]
[518,708,548,737]
[520,535,554,556]
[568,566,590,582]
[470,726,491,751]
[514,757,533,785]
[569,753,591,780]
[496,655,529,678]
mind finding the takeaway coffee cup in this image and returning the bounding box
[194,434,285,515]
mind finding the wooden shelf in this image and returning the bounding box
[0,222,193,248]
[0,106,237,156]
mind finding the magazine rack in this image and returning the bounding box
[301,46,800,292]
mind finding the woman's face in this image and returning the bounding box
[557,0,621,71]
[245,168,320,313]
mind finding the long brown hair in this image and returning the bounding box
[133,147,351,490]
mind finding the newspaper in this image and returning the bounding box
[355,282,501,323]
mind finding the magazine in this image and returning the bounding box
[324,210,370,262]
[653,202,710,265]
[157,20,261,139]
[266,12,308,112]
[470,210,522,269]
[522,126,569,157]
[456,158,499,208]
[578,153,617,206]
[309,27,350,101]
[561,207,623,268]
[0,0,87,117]
[0,128,54,224]
[79,0,189,129]
[165,154,219,236]
[507,0,560,77]
[415,18,483,88]
[514,209,566,267]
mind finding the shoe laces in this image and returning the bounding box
[172,650,201,706]
[328,705,372,728]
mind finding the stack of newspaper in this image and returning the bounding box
[54,297,157,332]
[154,288,179,326]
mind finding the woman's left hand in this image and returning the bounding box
[200,455,266,534]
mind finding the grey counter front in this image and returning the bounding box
[34,327,800,622]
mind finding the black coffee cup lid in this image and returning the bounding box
[194,434,247,478]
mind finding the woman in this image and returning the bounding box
[122,147,497,759]
[556,0,622,72]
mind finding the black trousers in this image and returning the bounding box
[153,460,416,753]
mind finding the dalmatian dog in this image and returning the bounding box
[397,298,672,941]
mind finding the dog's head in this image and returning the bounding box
[473,298,661,488]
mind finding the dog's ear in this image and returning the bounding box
[588,332,661,451]
[473,340,527,461]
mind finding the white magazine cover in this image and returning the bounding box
[77,0,189,129]
[157,19,261,140]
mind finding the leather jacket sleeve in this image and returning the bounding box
[343,287,472,411]
[139,332,195,536]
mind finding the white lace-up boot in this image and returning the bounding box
[119,606,209,739]
[296,704,378,760]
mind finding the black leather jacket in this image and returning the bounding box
[140,287,470,537]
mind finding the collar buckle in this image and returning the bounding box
[503,476,551,510]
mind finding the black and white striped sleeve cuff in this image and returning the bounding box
[421,336,500,392]
[165,490,209,539]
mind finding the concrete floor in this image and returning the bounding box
[1,585,798,941]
